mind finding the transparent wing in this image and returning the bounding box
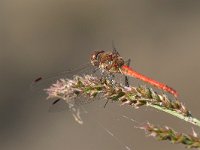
[31,62,104,114]
[31,62,96,93]
[48,94,102,112]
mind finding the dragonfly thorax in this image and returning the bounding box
[90,50,125,73]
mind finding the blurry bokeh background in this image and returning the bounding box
[1,1,200,150]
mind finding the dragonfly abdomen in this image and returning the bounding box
[121,65,178,97]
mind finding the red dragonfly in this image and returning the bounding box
[90,50,178,98]
[34,49,178,99]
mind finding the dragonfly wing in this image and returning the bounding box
[31,62,98,93]
[49,93,102,112]
[31,62,104,112]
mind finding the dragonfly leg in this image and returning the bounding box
[124,59,131,87]
[101,73,116,108]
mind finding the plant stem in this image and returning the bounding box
[149,104,200,127]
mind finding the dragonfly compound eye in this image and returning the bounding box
[90,50,105,67]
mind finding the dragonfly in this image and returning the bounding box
[34,48,178,100]
[90,49,178,98]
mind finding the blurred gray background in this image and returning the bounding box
[1,1,200,150]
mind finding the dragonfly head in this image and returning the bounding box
[90,50,105,67]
